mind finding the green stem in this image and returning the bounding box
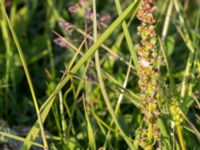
[1,1,12,113]
[114,0,139,73]
[162,0,173,40]
[21,3,139,149]
[177,126,186,150]
[93,0,135,149]
[0,1,48,149]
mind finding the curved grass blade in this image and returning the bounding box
[114,0,139,73]
[20,1,139,149]
[0,1,48,149]
[20,34,88,150]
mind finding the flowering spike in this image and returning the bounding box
[136,0,161,148]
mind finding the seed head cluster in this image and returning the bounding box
[170,100,183,126]
[136,0,160,147]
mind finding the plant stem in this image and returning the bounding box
[0,1,49,149]
[93,0,135,148]
[162,0,174,40]
[177,126,186,150]
[115,0,139,73]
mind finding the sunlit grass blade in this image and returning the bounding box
[111,7,139,52]
[93,0,135,147]
[114,0,139,73]
[0,132,43,148]
[60,69,140,108]
[115,58,132,114]
[21,2,139,149]
[158,37,177,95]
[91,110,134,142]
[83,96,96,150]
[0,1,13,113]
[0,1,48,149]
[70,25,136,71]
[20,34,87,150]
[104,58,132,147]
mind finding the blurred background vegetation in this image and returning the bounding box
[0,0,200,149]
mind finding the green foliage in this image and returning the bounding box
[0,0,199,149]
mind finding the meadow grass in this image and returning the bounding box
[0,0,200,149]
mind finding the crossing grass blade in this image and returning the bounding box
[0,0,48,149]
[0,132,43,148]
[114,0,140,73]
[20,1,139,149]
[20,32,88,150]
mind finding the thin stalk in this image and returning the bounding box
[114,0,139,73]
[72,26,136,71]
[22,3,139,148]
[64,36,89,136]
[83,95,96,150]
[0,0,12,112]
[173,1,194,149]
[0,1,48,149]
[47,38,56,79]
[59,91,67,144]
[52,103,62,138]
[93,0,134,148]
[111,10,138,52]
[183,0,189,11]
[115,59,132,114]
[91,110,134,142]
[0,132,43,148]
[180,111,200,140]
[162,0,174,40]
[158,37,177,95]
[93,0,109,147]
[104,59,132,148]
[181,52,194,97]
[174,0,195,53]
[177,126,186,150]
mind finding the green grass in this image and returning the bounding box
[0,0,200,149]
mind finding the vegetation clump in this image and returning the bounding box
[0,0,199,149]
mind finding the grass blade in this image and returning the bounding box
[20,1,138,149]
[114,0,139,73]
[83,97,96,150]
[0,132,43,148]
[0,1,48,149]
